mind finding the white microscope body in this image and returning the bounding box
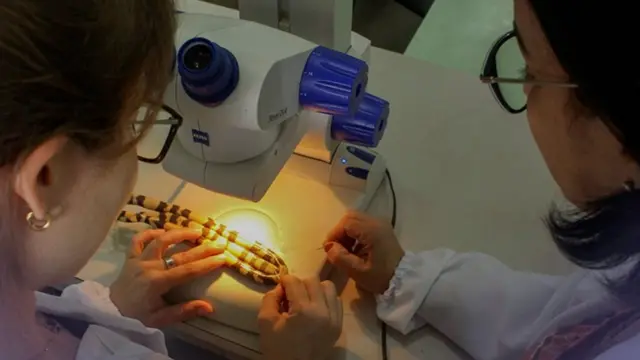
[158,8,391,359]
[164,13,386,203]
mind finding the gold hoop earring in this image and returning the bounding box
[26,212,52,231]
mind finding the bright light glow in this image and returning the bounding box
[215,209,280,251]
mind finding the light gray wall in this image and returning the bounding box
[195,0,423,53]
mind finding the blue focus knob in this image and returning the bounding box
[299,46,368,116]
[177,37,239,106]
[331,93,389,148]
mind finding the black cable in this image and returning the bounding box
[386,169,398,228]
[381,321,389,360]
[381,168,397,360]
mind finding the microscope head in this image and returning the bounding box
[161,13,387,202]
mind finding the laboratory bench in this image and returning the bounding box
[76,1,575,359]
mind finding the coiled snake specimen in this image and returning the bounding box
[117,194,288,285]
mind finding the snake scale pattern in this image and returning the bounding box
[117,194,288,285]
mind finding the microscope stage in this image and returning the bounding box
[165,154,363,335]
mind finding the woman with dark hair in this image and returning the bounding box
[0,1,340,359]
[325,0,640,359]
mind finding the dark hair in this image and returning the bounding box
[0,0,176,288]
[529,0,640,303]
[0,0,176,167]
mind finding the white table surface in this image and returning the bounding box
[78,1,576,359]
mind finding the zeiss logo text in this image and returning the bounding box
[192,129,210,146]
[269,107,288,122]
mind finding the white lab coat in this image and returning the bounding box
[36,281,180,359]
[376,249,640,359]
[39,250,640,360]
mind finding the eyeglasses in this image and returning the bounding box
[480,30,577,114]
[134,104,183,164]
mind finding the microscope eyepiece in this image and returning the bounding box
[183,44,213,71]
[177,37,239,106]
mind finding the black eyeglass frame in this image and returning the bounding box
[480,30,578,114]
[135,104,183,164]
[480,31,526,114]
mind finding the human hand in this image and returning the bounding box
[258,276,342,360]
[324,211,405,294]
[109,228,226,328]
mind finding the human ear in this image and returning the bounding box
[13,136,68,221]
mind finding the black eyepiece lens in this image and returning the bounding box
[184,44,213,71]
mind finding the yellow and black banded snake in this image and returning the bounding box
[117,194,288,285]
